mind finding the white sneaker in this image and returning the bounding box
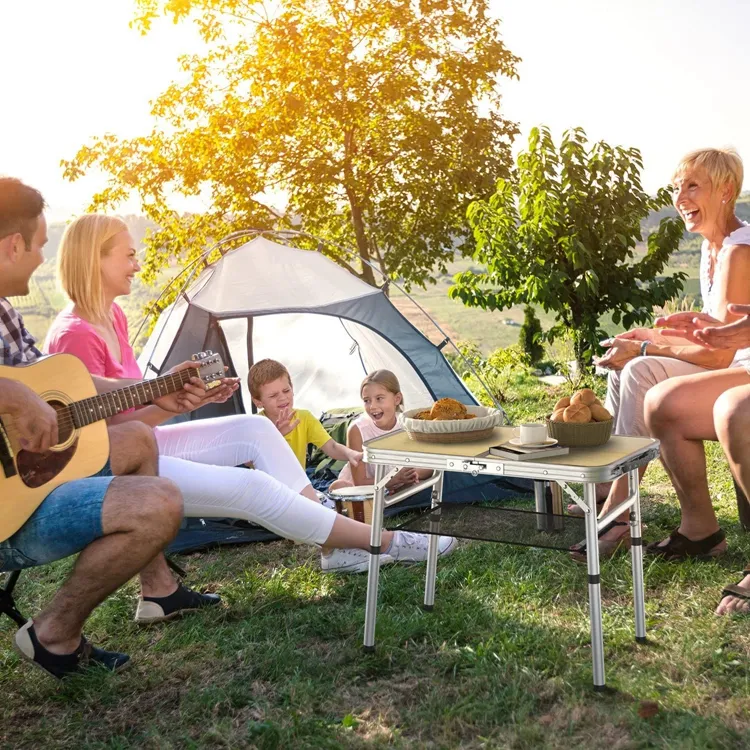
[388,531,458,563]
[320,547,394,574]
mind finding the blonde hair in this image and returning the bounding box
[672,147,744,205]
[360,369,404,411]
[57,214,129,323]
[248,358,292,399]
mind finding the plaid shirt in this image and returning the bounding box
[0,297,43,367]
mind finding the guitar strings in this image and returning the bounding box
[2,368,208,439]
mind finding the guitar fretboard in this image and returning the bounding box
[64,369,198,428]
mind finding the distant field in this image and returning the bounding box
[14,249,702,358]
[402,256,700,354]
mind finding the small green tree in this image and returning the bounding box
[518,305,544,364]
[450,126,686,371]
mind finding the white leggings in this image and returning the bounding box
[153,415,336,545]
[604,356,709,437]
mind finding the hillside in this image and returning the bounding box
[14,195,749,355]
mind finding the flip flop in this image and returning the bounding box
[718,569,750,614]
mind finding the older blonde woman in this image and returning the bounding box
[45,215,455,588]
[572,147,750,561]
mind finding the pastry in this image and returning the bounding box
[551,408,566,422]
[589,404,612,422]
[564,403,591,423]
[430,398,468,420]
[554,396,571,411]
[571,389,598,407]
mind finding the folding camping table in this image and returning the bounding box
[361,426,660,690]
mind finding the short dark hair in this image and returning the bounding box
[0,177,45,247]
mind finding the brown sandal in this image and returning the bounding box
[570,521,630,563]
[645,528,725,561]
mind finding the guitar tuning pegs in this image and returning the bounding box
[205,350,214,355]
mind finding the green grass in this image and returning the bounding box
[2,375,749,749]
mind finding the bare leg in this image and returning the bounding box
[324,512,394,551]
[108,423,180,598]
[714,386,750,614]
[33,476,183,654]
[645,368,750,547]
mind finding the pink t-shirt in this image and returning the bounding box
[44,303,142,379]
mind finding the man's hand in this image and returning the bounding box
[6,381,59,452]
[693,304,750,350]
[152,361,207,414]
[274,407,300,436]
[654,311,720,339]
[594,338,641,371]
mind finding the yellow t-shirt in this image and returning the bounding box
[263,408,331,467]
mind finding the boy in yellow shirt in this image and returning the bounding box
[249,359,363,470]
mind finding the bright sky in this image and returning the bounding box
[1,0,748,221]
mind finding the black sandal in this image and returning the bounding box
[645,528,725,561]
[570,521,630,563]
[719,569,750,610]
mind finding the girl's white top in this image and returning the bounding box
[336,413,400,482]
[699,223,750,369]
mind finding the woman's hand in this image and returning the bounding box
[692,304,750,350]
[153,361,207,414]
[653,311,721,339]
[594,338,642,370]
[613,327,674,345]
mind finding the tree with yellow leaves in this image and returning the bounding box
[63,0,519,291]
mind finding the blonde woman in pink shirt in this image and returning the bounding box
[46,215,454,577]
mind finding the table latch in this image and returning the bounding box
[447,459,500,477]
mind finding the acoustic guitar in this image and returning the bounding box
[0,351,225,543]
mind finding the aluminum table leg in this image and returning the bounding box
[584,481,606,689]
[628,468,647,643]
[423,471,445,611]
[363,464,387,651]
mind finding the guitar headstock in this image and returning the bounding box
[191,350,227,389]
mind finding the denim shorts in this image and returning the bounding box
[0,462,114,571]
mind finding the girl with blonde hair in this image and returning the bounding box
[46,215,454,580]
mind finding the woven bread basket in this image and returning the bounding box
[400,406,503,444]
[546,416,613,447]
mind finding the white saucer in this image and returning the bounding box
[509,437,558,448]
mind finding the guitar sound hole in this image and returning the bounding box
[51,399,74,444]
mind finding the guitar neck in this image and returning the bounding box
[65,369,198,428]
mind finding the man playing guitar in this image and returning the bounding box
[0,178,218,679]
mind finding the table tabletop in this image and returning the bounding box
[363,427,659,483]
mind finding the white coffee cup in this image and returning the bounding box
[514,422,548,445]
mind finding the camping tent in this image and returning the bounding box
[137,233,529,552]
[138,235,487,418]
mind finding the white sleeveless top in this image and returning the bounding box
[336,413,400,483]
[699,223,750,369]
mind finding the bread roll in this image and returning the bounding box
[554,396,571,411]
[571,389,598,406]
[589,404,612,422]
[551,408,566,422]
[564,403,591,423]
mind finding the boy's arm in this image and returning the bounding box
[346,424,369,485]
[321,438,363,466]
